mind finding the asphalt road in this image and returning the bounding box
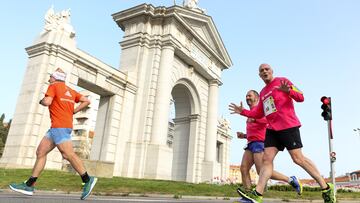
[0,190,359,203]
[0,191,234,203]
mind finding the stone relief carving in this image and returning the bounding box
[42,5,75,38]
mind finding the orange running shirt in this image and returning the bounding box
[45,82,82,128]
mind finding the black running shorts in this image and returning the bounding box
[264,126,303,151]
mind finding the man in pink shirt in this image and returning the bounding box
[229,64,335,203]
[236,90,302,198]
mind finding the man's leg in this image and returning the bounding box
[237,147,278,203]
[288,148,335,202]
[252,152,263,174]
[32,137,56,177]
[252,151,288,182]
[255,147,278,194]
[56,141,86,175]
[253,148,302,195]
[240,150,255,190]
[9,137,55,195]
[288,148,328,189]
[270,171,289,182]
[57,140,97,200]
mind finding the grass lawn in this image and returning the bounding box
[1,168,359,201]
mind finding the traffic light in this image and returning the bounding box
[321,96,332,121]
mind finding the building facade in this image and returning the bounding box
[72,90,99,159]
[229,165,258,184]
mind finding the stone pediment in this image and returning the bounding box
[183,17,217,51]
[174,7,232,68]
[112,4,232,69]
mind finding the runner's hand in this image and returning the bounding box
[237,132,246,139]
[277,80,290,93]
[229,102,243,114]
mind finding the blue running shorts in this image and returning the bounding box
[244,141,264,153]
[45,128,72,145]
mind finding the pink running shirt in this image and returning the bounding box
[241,77,304,131]
[246,116,267,142]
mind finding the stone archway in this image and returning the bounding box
[171,79,200,181]
[1,4,233,183]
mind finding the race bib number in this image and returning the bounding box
[263,96,277,116]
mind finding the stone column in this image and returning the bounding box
[205,79,219,162]
[186,114,200,183]
[151,45,175,145]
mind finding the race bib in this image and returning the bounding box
[263,96,277,116]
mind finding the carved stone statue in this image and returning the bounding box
[183,0,198,9]
[41,6,75,38]
[218,117,231,131]
[183,0,205,13]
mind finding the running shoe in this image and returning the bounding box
[289,176,303,195]
[237,188,263,203]
[236,186,247,196]
[9,181,34,196]
[237,197,253,203]
[322,183,336,203]
[80,176,98,200]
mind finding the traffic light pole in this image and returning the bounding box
[327,120,336,192]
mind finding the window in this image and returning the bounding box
[167,122,174,148]
[216,141,223,163]
[351,174,357,181]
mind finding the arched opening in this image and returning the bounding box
[169,80,199,181]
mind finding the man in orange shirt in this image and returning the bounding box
[9,68,97,200]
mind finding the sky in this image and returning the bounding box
[1,1,360,180]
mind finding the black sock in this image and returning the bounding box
[25,176,38,187]
[322,183,330,191]
[254,190,263,196]
[81,171,90,183]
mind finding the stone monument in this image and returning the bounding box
[1,3,232,183]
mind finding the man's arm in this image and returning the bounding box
[228,101,265,119]
[237,132,247,139]
[73,96,91,114]
[240,102,265,119]
[39,96,53,106]
[277,79,304,102]
[228,102,244,115]
[288,85,304,102]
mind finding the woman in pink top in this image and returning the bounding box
[229,64,335,203]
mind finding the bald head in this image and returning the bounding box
[259,63,274,84]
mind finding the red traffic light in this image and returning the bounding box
[321,96,330,105]
[320,96,332,121]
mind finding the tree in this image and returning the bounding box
[0,113,11,157]
[0,139,4,157]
